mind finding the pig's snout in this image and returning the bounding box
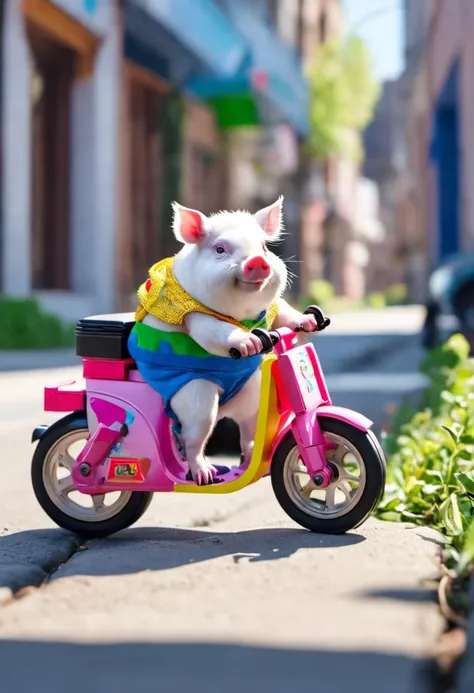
[242,255,271,281]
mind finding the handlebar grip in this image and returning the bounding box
[229,347,242,360]
[302,304,331,331]
[228,328,279,359]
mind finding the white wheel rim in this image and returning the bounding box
[42,428,133,523]
[283,432,367,520]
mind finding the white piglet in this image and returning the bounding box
[142,196,317,484]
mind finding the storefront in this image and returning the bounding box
[0,0,4,291]
[1,0,121,319]
[25,0,97,290]
[119,0,249,304]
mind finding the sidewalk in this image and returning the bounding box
[0,302,444,693]
[312,304,424,374]
[0,348,77,373]
[0,305,425,373]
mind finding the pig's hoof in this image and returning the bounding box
[186,459,218,485]
[185,463,231,484]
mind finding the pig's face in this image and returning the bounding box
[171,198,288,321]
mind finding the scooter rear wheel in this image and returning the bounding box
[271,417,386,534]
[31,412,153,538]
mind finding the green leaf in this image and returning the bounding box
[422,484,443,496]
[425,470,444,482]
[446,334,471,360]
[439,494,464,536]
[456,472,474,495]
[442,425,459,445]
[458,517,474,575]
[457,449,473,461]
[401,510,426,520]
[377,511,402,523]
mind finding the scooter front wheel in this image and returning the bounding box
[31,412,153,538]
[271,417,386,534]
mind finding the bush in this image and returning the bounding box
[307,279,335,306]
[0,295,75,350]
[376,334,474,577]
[385,283,408,306]
[366,292,386,309]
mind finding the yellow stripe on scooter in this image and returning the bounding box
[174,354,281,494]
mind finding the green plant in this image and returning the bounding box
[376,334,474,577]
[307,36,381,162]
[366,292,386,309]
[0,295,74,350]
[307,279,335,306]
[385,283,408,306]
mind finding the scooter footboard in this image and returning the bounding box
[44,380,86,412]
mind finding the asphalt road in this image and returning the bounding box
[0,307,445,693]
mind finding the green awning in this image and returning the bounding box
[207,92,260,128]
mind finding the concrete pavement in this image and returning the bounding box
[0,305,447,693]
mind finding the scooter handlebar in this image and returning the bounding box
[229,328,279,360]
[228,306,331,359]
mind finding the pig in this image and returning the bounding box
[139,196,316,484]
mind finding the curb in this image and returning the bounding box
[459,578,474,692]
[0,530,81,596]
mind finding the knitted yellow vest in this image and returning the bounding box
[135,257,279,331]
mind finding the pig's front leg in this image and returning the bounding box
[272,298,317,333]
[185,312,264,358]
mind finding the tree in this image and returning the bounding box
[307,35,381,162]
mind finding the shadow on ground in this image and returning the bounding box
[52,526,366,578]
[0,639,433,693]
[360,587,439,604]
[0,526,365,588]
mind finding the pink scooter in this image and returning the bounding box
[31,306,386,538]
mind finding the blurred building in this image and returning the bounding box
[0,0,317,320]
[401,0,474,298]
[1,0,122,318]
[362,79,405,293]
[296,0,385,302]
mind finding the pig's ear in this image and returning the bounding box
[171,202,208,244]
[254,196,283,239]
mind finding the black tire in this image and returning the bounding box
[271,417,386,534]
[31,411,154,539]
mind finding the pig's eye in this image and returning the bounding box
[215,246,226,255]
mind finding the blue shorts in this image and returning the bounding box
[127,332,262,423]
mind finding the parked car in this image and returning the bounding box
[421,252,474,353]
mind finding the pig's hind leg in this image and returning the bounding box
[171,379,219,485]
[220,370,261,465]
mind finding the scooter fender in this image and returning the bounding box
[315,405,373,431]
[269,406,373,465]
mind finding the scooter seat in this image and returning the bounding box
[76,313,136,360]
